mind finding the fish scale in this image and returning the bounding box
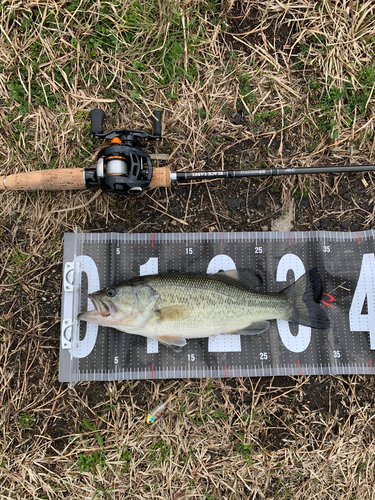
[140,274,289,337]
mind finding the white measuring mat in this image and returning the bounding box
[59,230,375,384]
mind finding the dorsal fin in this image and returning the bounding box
[211,269,263,290]
[126,269,263,290]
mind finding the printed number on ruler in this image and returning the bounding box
[276,254,311,353]
[70,256,100,359]
[140,258,159,354]
[349,253,375,349]
[206,255,241,353]
[142,254,242,354]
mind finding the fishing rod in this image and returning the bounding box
[1,109,375,194]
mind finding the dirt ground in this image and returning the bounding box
[1,1,375,499]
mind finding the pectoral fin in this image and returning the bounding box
[157,305,190,322]
[237,321,270,335]
[157,335,187,349]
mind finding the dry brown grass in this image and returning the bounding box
[1,0,375,498]
[1,372,375,499]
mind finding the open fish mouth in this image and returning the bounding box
[88,294,110,317]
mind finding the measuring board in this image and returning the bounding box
[59,230,375,385]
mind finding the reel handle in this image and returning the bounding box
[152,110,162,138]
[90,109,105,136]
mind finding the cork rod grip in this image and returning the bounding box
[148,167,171,189]
[0,169,86,191]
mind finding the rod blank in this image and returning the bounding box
[171,165,375,182]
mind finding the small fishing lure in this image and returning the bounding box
[146,394,176,424]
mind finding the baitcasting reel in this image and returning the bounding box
[84,109,162,194]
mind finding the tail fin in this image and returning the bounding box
[282,268,330,330]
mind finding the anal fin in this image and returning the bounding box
[237,321,270,335]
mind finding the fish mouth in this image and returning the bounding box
[88,294,110,317]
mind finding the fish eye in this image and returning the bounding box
[106,287,116,297]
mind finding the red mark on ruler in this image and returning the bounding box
[289,232,291,246]
[221,232,223,246]
[323,293,335,308]
[357,231,360,245]
[298,359,301,375]
[152,363,154,379]
[152,233,154,247]
[225,361,227,377]
[370,359,373,375]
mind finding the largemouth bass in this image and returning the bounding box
[78,268,330,349]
